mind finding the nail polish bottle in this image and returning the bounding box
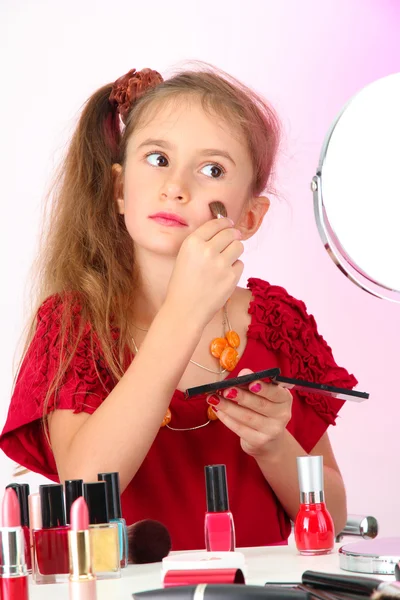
[32,484,70,584]
[84,482,121,579]
[204,464,235,552]
[28,493,42,580]
[294,455,335,555]
[6,483,32,572]
[65,479,84,524]
[98,472,128,568]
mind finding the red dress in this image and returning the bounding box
[0,278,357,550]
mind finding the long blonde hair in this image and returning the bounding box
[23,64,281,421]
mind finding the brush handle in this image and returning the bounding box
[302,570,382,594]
[133,584,311,599]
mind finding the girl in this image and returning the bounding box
[0,66,356,550]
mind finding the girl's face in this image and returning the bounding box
[115,97,255,257]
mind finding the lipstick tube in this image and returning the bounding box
[294,455,334,556]
[6,483,32,573]
[0,488,29,600]
[68,497,97,600]
[204,465,235,552]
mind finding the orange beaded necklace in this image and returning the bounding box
[131,303,241,431]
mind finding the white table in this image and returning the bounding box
[27,540,393,599]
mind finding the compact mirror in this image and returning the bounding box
[312,72,400,303]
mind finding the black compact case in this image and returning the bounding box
[185,368,369,402]
[185,368,280,398]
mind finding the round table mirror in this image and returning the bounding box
[312,72,400,303]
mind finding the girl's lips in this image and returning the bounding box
[148,212,188,227]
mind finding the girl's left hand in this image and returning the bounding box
[206,368,293,458]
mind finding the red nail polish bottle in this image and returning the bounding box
[5,483,32,573]
[204,464,235,552]
[294,455,334,555]
[32,484,70,584]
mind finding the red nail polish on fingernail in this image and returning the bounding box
[224,388,238,400]
[249,383,262,393]
[207,395,220,407]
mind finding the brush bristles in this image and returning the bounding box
[127,519,172,564]
[371,582,400,599]
[209,201,227,219]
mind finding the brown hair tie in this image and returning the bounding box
[109,68,163,125]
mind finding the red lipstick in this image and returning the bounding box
[148,212,188,227]
[0,488,29,600]
[68,497,97,600]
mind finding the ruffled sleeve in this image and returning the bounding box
[247,278,358,452]
[0,295,115,479]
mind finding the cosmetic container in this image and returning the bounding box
[65,479,84,524]
[84,482,120,579]
[32,484,70,584]
[6,483,31,572]
[294,455,334,555]
[204,465,235,552]
[98,472,128,568]
[0,488,29,600]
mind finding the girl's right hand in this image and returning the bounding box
[165,217,244,327]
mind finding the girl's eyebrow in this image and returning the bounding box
[137,138,236,166]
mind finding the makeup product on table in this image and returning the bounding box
[5,483,31,572]
[28,493,41,583]
[162,551,246,588]
[294,456,334,555]
[84,482,120,579]
[98,472,128,568]
[65,479,84,524]
[163,569,245,588]
[204,465,235,552]
[335,513,378,542]
[128,520,171,564]
[68,497,97,600]
[133,584,311,599]
[32,483,70,584]
[338,537,400,575]
[0,488,29,600]
[209,201,228,219]
[302,570,400,599]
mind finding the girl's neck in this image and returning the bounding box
[132,250,176,327]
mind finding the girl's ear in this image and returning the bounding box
[237,196,270,240]
[112,163,125,214]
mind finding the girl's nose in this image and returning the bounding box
[160,180,190,203]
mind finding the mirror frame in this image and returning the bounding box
[312,80,400,304]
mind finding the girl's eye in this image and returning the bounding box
[146,152,169,167]
[201,163,225,178]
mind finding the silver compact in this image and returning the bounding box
[339,537,400,575]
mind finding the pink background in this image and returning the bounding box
[0,0,399,536]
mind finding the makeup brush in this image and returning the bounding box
[302,570,400,598]
[127,519,172,564]
[133,584,311,599]
[209,201,228,219]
